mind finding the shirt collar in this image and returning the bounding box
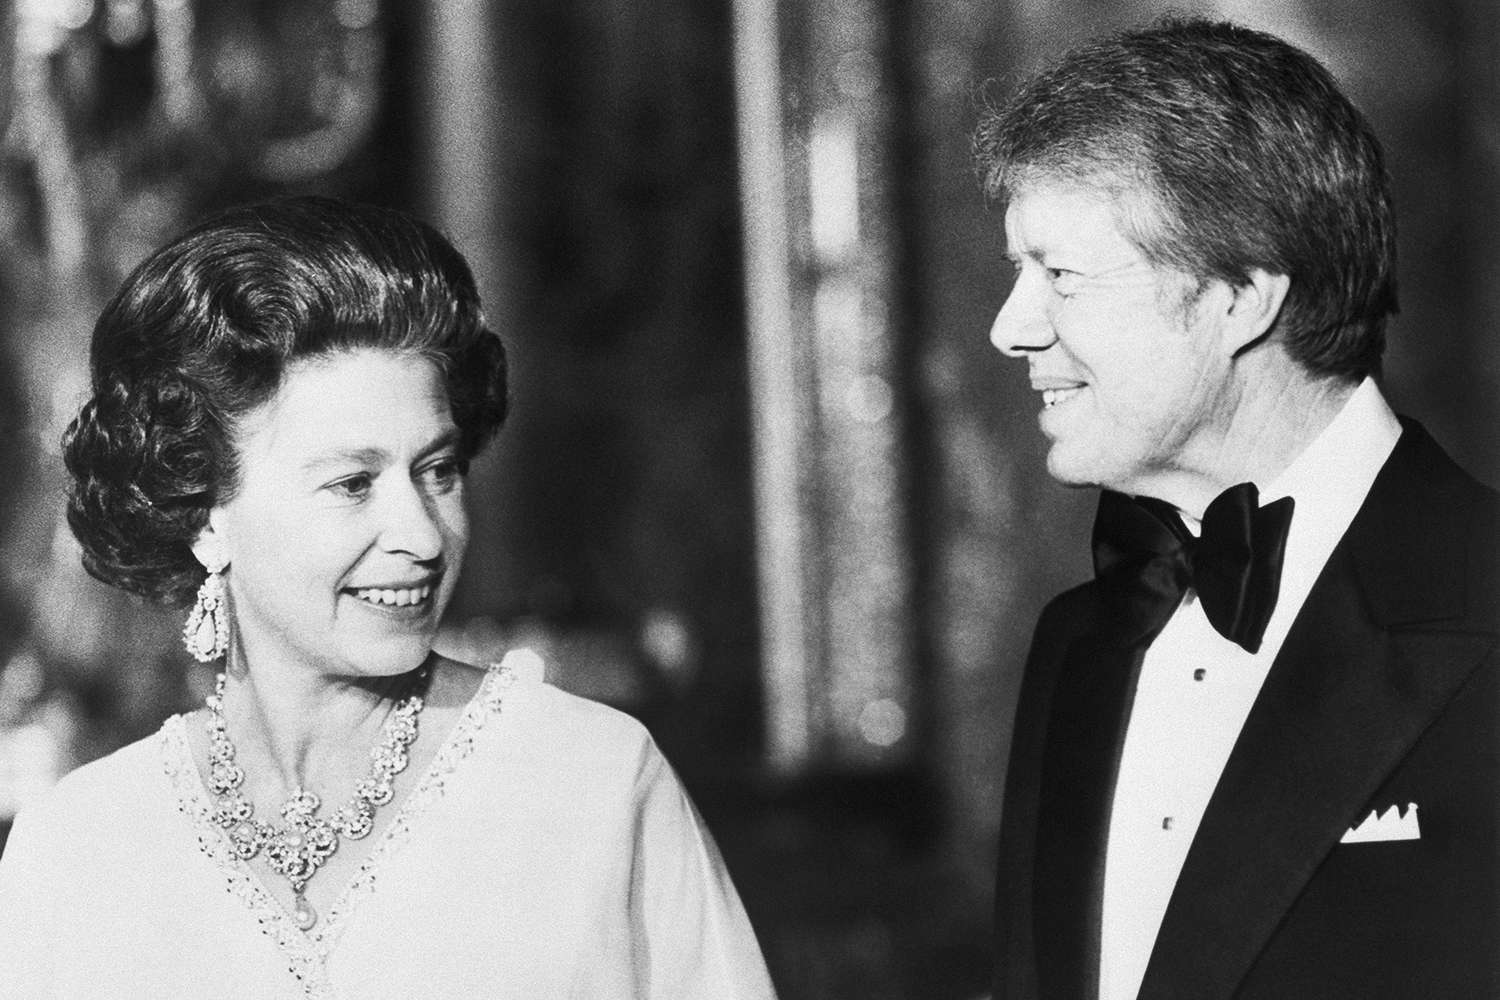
[1261,376,1401,507]
[1259,376,1401,595]
[1174,377,1400,545]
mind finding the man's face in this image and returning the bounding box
[989,184,1237,498]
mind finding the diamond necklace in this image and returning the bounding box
[204,668,428,931]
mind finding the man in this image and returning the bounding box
[977,18,1498,1000]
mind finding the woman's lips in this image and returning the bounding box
[351,584,433,607]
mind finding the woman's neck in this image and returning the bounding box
[218,646,426,796]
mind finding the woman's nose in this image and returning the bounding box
[989,275,1057,356]
[378,483,444,560]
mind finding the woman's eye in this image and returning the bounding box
[329,473,373,499]
[420,457,468,493]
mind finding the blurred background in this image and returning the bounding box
[0,0,1494,996]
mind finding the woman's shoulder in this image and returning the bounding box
[443,651,652,740]
[532,683,658,758]
[518,677,655,755]
[442,651,665,785]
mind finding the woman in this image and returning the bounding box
[0,197,778,999]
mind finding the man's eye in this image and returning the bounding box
[1047,268,1084,296]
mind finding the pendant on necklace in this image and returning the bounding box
[205,667,428,937]
[293,891,318,931]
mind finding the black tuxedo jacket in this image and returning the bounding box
[993,420,1500,999]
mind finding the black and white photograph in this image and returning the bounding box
[0,1,1494,997]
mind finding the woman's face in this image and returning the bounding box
[197,349,469,680]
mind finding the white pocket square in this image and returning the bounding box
[1341,802,1421,843]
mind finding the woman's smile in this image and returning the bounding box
[350,584,435,608]
[344,578,441,620]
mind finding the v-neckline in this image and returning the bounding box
[160,662,520,990]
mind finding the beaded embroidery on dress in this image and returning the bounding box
[160,663,520,998]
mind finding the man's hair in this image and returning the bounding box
[974,17,1397,379]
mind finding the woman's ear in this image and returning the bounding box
[190,510,231,573]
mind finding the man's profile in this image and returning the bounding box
[977,18,1498,1000]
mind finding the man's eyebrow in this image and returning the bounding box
[1003,247,1046,265]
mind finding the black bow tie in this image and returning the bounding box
[1092,483,1295,653]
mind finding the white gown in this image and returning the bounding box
[0,664,778,999]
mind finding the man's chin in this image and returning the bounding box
[1044,448,1110,491]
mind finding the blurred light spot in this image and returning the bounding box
[813,280,861,351]
[856,308,886,345]
[103,0,147,46]
[500,646,546,683]
[846,374,892,423]
[210,40,266,98]
[335,0,379,30]
[0,700,77,820]
[808,113,860,262]
[16,0,66,52]
[639,608,696,688]
[0,650,45,722]
[857,697,906,747]
[46,0,94,31]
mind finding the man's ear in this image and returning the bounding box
[190,510,231,573]
[1223,268,1291,357]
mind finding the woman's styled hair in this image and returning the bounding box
[63,196,508,607]
[973,17,1397,380]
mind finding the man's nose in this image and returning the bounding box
[989,274,1057,356]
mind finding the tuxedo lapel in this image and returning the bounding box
[1138,424,1497,999]
[1033,608,1147,999]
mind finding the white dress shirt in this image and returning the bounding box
[1097,378,1402,1000]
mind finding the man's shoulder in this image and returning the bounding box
[1382,417,1498,506]
[1036,579,1099,627]
[1023,578,1105,667]
[1354,417,1499,629]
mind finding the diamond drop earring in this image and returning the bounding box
[183,560,230,662]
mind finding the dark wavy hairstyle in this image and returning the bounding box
[63,196,508,607]
[974,17,1397,379]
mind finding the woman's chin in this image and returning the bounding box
[329,631,440,679]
